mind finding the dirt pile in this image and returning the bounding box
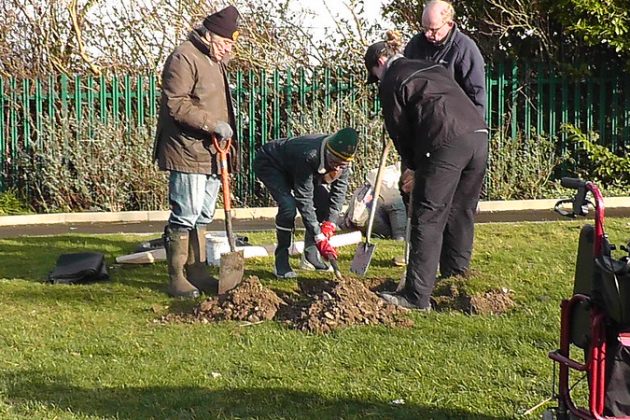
[158,276,285,324]
[193,276,285,323]
[280,278,413,334]
[365,276,516,315]
[432,278,515,315]
[159,276,413,333]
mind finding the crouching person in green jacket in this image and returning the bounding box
[254,128,359,278]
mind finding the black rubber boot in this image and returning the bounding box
[274,228,297,278]
[300,230,331,271]
[164,225,200,299]
[186,225,217,294]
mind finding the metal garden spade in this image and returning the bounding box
[350,128,392,276]
[212,134,245,294]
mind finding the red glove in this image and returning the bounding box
[320,221,336,239]
[315,236,338,261]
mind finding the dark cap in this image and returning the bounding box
[364,41,388,84]
[203,5,240,41]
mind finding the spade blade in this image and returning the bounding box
[218,250,245,294]
[349,242,376,276]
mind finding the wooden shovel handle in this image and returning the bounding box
[365,127,392,243]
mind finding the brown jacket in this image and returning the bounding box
[154,30,237,174]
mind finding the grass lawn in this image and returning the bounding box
[1,218,629,419]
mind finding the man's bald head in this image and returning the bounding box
[421,0,455,44]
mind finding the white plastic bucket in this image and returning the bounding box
[206,235,230,266]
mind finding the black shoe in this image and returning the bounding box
[302,231,332,271]
[378,292,431,311]
[300,253,333,271]
[300,247,332,271]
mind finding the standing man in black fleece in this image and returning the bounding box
[364,32,488,310]
[253,128,359,278]
[404,0,486,116]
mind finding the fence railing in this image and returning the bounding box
[1,62,628,207]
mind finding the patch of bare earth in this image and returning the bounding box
[432,278,516,315]
[279,278,413,334]
[159,276,285,324]
[159,275,413,333]
[366,275,516,315]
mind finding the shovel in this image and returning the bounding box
[350,128,392,276]
[213,134,245,295]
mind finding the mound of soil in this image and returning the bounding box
[280,278,413,334]
[159,276,413,333]
[193,276,285,323]
[158,276,285,324]
[432,279,515,315]
[366,276,516,315]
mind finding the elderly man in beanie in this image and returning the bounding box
[253,128,360,278]
[154,5,241,298]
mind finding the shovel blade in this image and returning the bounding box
[218,250,245,294]
[350,242,376,276]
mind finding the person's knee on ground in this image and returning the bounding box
[163,224,200,299]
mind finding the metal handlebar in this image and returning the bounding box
[560,177,587,190]
[555,177,607,257]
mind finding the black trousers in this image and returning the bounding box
[403,131,488,307]
[253,155,330,231]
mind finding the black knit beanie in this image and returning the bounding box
[203,5,240,40]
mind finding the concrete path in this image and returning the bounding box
[1,199,629,238]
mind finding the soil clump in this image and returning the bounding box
[432,278,516,315]
[159,275,412,333]
[366,276,516,315]
[278,277,413,334]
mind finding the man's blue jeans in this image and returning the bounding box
[167,171,221,229]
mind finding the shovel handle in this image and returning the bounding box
[365,126,392,243]
[212,134,236,252]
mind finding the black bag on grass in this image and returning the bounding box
[48,252,109,284]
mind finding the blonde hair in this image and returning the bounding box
[384,30,403,54]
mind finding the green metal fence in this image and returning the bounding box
[1,62,628,207]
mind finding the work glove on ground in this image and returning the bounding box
[315,234,338,261]
[213,121,233,140]
[320,221,336,239]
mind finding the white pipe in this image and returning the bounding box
[116,230,364,265]
[289,230,363,255]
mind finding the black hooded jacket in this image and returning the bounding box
[378,57,487,170]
